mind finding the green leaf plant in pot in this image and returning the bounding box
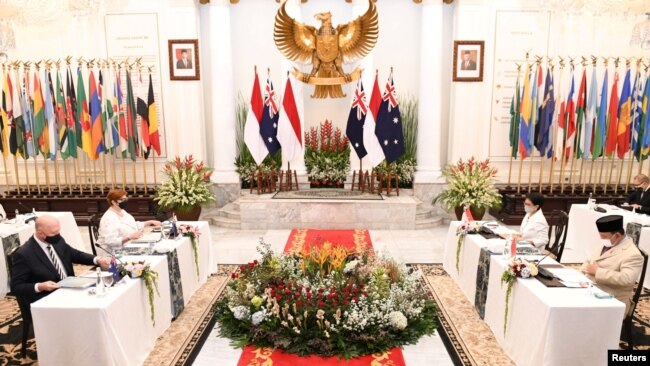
[433,157,502,220]
[154,155,216,221]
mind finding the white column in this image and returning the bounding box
[280,0,307,175]
[415,0,444,183]
[205,0,238,183]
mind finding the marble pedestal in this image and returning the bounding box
[238,194,418,230]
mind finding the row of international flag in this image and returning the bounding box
[243,67,405,168]
[0,64,161,163]
[510,62,650,163]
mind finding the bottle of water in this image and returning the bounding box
[96,267,105,297]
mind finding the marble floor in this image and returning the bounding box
[74,224,456,365]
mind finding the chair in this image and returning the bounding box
[545,210,568,262]
[626,222,642,246]
[7,247,32,359]
[621,248,648,349]
[87,213,100,256]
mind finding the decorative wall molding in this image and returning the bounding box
[198,0,455,5]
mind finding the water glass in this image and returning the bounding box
[103,274,114,289]
[502,244,510,258]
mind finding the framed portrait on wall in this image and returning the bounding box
[452,40,484,82]
[168,39,200,80]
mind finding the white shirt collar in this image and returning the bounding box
[34,234,54,252]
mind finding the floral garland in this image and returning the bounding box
[179,224,201,279]
[455,220,481,272]
[120,261,160,326]
[499,258,538,335]
[215,241,437,358]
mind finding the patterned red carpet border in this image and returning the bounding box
[238,229,406,366]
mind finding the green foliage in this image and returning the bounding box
[233,93,282,187]
[399,96,418,160]
[433,157,502,210]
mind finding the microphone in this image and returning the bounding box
[17,201,36,215]
[533,244,562,279]
[593,198,621,213]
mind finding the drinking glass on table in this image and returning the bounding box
[102,273,114,289]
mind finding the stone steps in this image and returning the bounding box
[210,215,241,229]
[414,198,441,230]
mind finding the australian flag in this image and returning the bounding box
[260,76,282,156]
[345,80,369,159]
[375,73,405,163]
[109,256,121,282]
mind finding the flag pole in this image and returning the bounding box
[111,152,116,190]
[23,158,31,195]
[527,156,534,193]
[152,153,157,187]
[516,157,524,193]
[34,155,41,195]
[12,156,20,194]
[101,154,107,194]
[74,153,81,192]
[91,158,97,195]
[143,156,148,195]
[63,158,71,193]
[2,154,9,190]
[132,158,136,194]
[53,156,61,193]
[43,156,52,195]
[598,155,606,193]
[121,155,126,189]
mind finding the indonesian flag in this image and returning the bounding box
[364,71,386,167]
[243,68,268,165]
[461,207,474,222]
[277,74,302,163]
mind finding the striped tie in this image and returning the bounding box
[46,245,67,280]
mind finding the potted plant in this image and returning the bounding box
[433,157,501,220]
[154,155,216,220]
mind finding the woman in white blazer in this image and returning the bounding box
[518,192,549,248]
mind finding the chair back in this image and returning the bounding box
[630,248,649,319]
[546,210,569,262]
[626,222,642,246]
[88,213,100,256]
[7,247,32,323]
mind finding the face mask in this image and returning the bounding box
[600,239,613,247]
[524,206,535,214]
[118,200,129,210]
[45,234,62,245]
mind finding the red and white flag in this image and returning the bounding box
[461,207,474,222]
[244,69,268,165]
[363,71,386,167]
[277,74,302,163]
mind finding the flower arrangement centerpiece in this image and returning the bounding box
[304,120,351,188]
[434,157,501,219]
[154,155,216,219]
[455,219,481,272]
[179,223,201,279]
[500,257,538,334]
[119,261,160,325]
[215,241,437,359]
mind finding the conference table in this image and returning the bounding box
[0,211,84,298]
[444,222,626,366]
[30,221,215,366]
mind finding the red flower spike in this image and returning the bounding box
[318,301,325,308]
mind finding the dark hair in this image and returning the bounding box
[181,49,188,54]
[525,192,544,208]
[615,228,625,236]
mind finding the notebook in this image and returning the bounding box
[57,277,96,289]
[130,232,163,244]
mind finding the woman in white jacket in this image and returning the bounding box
[518,192,549,249]
[97,189,160,250]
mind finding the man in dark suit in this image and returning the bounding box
[11,215,110,304]
[176,50,192,69]
[625,174,650,214]
[460,50,477,70]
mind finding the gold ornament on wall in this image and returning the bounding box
[273,0,378,98]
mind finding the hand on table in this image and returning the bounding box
[97,257,112,270]
[584,261,599,276]
[37,281,60,292]
[129,231,143,240]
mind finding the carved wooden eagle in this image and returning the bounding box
[274,0,378,98]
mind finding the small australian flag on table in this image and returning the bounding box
[375,72,405,164]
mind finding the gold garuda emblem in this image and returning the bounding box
[274,0,378,98]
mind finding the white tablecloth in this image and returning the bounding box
[1,211,83,298]
[31,255,172,366]
[443,221,626,366]
[483,255,625,366]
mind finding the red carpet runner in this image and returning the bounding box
[237,229,406,366]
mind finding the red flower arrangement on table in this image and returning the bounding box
[304,120,350,188]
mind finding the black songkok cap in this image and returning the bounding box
[595,215,624,233]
